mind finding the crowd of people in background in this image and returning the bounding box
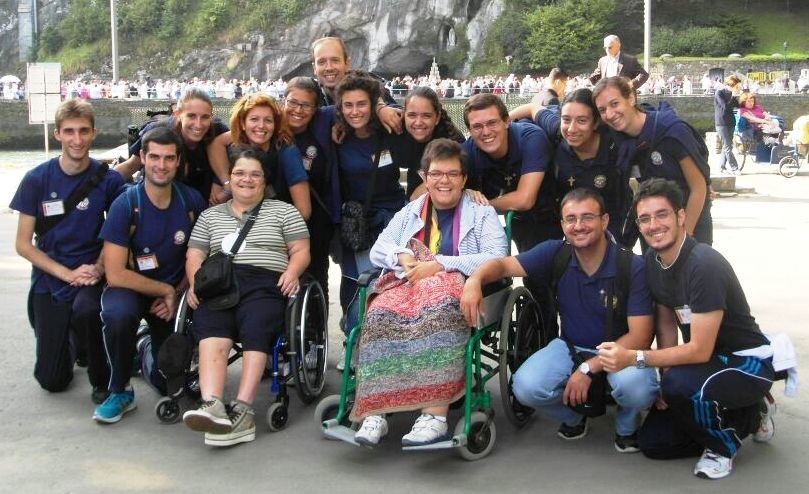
[2,66,807,106]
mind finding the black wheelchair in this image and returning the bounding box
[314,213,547,460]
[154,274,328,431]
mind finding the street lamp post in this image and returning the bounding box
[110,0,118,83]
[783,41,788,74]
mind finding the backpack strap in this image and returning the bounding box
[606,246,633,341]
[550,241,573,337]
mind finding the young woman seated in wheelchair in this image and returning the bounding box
[181,147,310,447]
[350,138,508,447]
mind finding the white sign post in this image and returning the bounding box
[27,63,61,159]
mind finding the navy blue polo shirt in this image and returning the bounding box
[516,238,653,348]
[99,182,205,285]
[9,158,125,296]
[463,121,556,213]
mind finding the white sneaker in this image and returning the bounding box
[753,393,777,443]
[694,449,734,480]
[354,415,388,447]
[401,413,449,446]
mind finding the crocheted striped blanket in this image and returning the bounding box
[350,239,468,421]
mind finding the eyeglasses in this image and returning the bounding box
[285,98,315,112]
[469,119,503,133]
[561,213,602,226]
[636,209,674,226]
[423,170,465,181]
[231,170,264,180]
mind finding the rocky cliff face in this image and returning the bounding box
[0,2,19,71]
[0,1,69,75]
[1,0,503,80]
[179,0,504,80]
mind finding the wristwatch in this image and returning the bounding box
[577,362,594,377]
[635,350,647,369]
[222,180,232,196]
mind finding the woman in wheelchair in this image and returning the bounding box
[350,138,508,447]
[738,92,783,141]
[181,147,310,447]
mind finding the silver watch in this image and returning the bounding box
[635,350,647,369]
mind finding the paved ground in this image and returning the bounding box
[0,163,807,493]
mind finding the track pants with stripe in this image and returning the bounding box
[661,354,774,458]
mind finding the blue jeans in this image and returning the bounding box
[512,338,659,436]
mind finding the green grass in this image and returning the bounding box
[750,10,809,55]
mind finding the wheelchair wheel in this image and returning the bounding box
[779,156,800,178]
[154,397,182,424]
[498,286,540,427]
[456,411,496,461]
[314,394,354,439]
[289,280,328,405]
[174,290,193,335]
[266,402,288,432]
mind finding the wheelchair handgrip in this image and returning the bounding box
[357,268,383,287]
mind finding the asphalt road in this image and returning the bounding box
[0,164,806,493]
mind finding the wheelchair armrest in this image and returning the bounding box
[357,268,383,287]
[482,278,512,297]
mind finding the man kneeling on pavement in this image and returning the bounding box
[461,188,659,453]
[598,178,776,480]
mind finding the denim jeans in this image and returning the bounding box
[512,338,659,436]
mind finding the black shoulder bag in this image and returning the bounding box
[194,201,262,310]
[340,140,383,251]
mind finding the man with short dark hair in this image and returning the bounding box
[93,127,206,424]
[10,99,125,402]
[598,178,776,480]
[589,35,649,90]
[461,188,657,452]
[310,36,401,133]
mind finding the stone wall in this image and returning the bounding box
[651,59,809,83]
[2,94,809,150]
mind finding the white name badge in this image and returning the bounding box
[377,150,394,168]
[136,253,159,271]
[42,199,65,217]
[221,232,247,254]
[674,305,692,325]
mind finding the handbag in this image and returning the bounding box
[193,201,262,310]
[340,140,383,251]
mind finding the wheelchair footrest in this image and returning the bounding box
[322,420,361,446]
[401,435,465,451]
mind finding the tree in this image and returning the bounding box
[523,0,617,72]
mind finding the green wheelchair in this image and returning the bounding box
[314,212,546,460]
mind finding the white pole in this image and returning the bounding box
[644,0,651,71]
[43,122,48,158]
[110,0,119,83]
